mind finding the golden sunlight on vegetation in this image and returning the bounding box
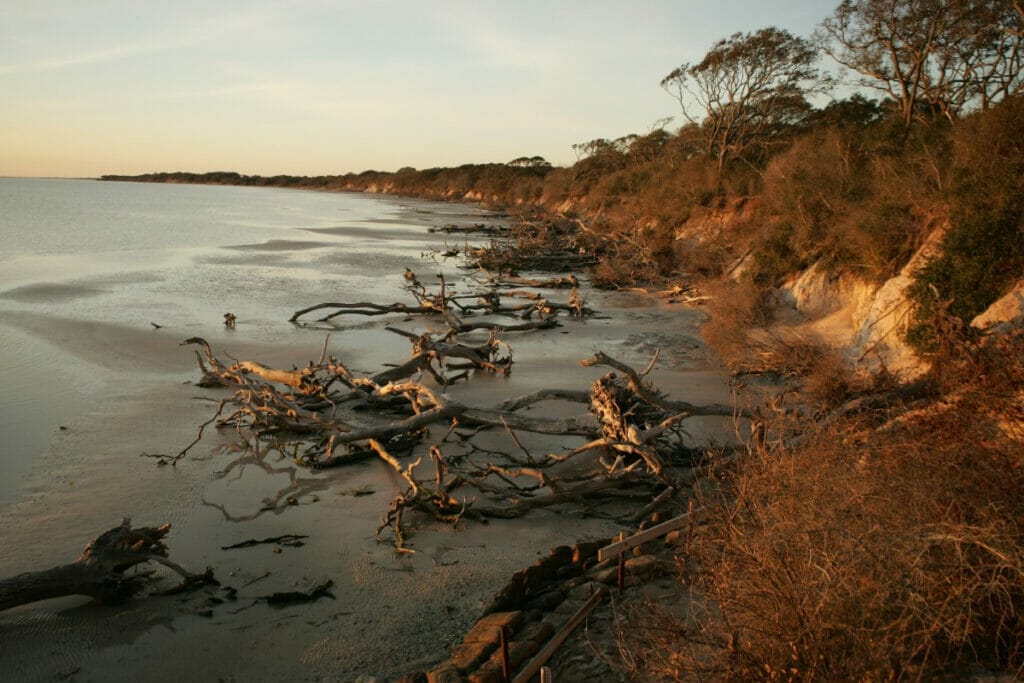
[101,2,1024,678]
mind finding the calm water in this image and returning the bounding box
[0,178,489,504]
[0,178,487,330]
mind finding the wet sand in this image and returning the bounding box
[0,214,733,681]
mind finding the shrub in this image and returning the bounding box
[800,347,860,410]
[700,278,775,369]
[908,96,1024,351]
[621,331,1024,680]
[749,221,805,284]
[589,224,679,288]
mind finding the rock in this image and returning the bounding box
[591,554,662,584]
[484,549,576,613]
[488,637,540,671]
[548,545,573,564]
[569,540,598,565]
[426,666,462,683]
[463,611,523,644]
[394,674,428,683]
[525,588,565,611]
[520,619,556,646]
[972,279,1024,332]
[449,641,494,674]
[564,581,603,603]
[467,661,502,683]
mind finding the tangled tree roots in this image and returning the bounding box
[168,272,737,551]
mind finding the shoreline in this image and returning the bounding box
[95,173,535,213]
[0,205,734,680]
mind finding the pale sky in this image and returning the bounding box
[1,1,839,178]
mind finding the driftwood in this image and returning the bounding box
[428,222,508,235]
[177,325,725,549]
[467,242,599,273]
[289,269,592,325]
[0,519,214,612]
[465,271,581,291]
[581,351,740,418]
[169,261,742,550]
[261,579,334,607]
[221,534,308,550]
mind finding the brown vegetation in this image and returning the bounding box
[618,330,1024,681]
[94,5,1024,677]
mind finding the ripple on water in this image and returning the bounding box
[0,282,106,303]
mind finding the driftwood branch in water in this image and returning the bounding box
[261,579,335,607]
[0,519,215,612]
[428,222,509,236]
[289,301,439,323]
[180,338,715,487]
[288,269,593,325]
[176,265,740,549]
[470,270,580,290]
[221,534,308,550]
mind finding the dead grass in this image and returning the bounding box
[700,279,774,371]
[618,331,1024,681]
[799,347,863,411]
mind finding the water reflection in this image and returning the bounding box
[201,439,338,523]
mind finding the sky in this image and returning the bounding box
[1,0,841,178]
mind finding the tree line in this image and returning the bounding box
[102,1,1024,341]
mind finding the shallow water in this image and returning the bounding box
[0,178,493,506]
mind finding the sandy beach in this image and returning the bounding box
[0,197,733,682]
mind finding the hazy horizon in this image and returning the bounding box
[2,1,839,178]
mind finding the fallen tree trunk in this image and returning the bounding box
[0,519,214,612]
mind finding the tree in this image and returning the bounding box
[817,0,1023,128]
[506,156,552,169]
[660,27,828,173]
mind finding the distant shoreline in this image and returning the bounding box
[98,165,553,209]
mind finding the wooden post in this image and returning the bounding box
[617,552,625,594]
[500,624,511,683]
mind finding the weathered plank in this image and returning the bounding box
[512,586,607,683]
[597,509,701,562]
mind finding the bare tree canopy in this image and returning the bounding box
[817,0,1024,128]
[660,27,829,172]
